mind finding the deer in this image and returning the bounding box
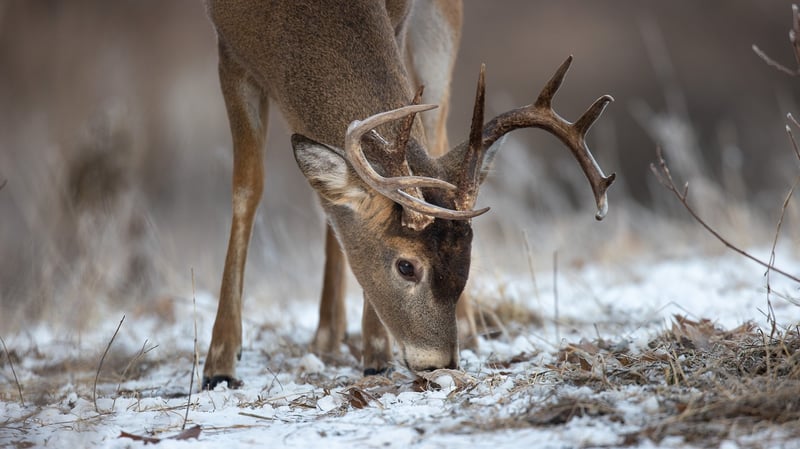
[202,0,615,389]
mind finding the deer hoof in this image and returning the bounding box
[202,375,244,390]
[363,366,393,377]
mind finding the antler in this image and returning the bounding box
[344,104,489,220]
[459,56,616,220]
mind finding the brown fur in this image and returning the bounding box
[203,0,472,387]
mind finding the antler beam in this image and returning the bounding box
[344,104,489,220]
[463,56,616,220]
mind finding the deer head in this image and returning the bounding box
[293,56,615,372]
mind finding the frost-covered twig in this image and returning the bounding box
[651,147,800,284]
[94,315,125,413]
[0,335,24,407]
[752,4,800,76]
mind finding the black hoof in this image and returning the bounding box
[363,366,393,377]
[202,375,243,390]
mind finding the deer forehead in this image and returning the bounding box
[385,215,472,275]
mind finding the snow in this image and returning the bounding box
[2,250,800,448]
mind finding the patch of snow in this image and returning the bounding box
[1,252,799,448]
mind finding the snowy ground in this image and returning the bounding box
[2,249,800,449]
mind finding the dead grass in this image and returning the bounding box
[4,312,800,448]
[461,315,800,446]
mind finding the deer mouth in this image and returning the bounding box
[401,345,459,373]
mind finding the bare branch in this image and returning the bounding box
[787,115,800,164]
[752,4,800,76]
[651,148,800,284]
[788,112,800,130]
[752,44,799,76]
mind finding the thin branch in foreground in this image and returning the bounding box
[752,4,800,76]
[788,112,800,131]
[786,114,800,163]
[753,45,799,76]
[184,269,199,430]
[94,315,125,414]
[650,147,800,284]
[0,335,24,407]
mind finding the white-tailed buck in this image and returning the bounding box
[203,0,615,389]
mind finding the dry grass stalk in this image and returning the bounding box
[183,268,198,430]
[113,339,158,410]
[487,316,800,445]
[94,315,125,413]
[0,335,24,407]
[552,251,560,344]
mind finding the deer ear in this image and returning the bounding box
[292,134,369,206]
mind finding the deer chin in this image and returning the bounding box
[400,342,459,373]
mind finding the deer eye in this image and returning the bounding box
[396,259,417,281]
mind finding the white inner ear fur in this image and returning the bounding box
[294,139,369,208]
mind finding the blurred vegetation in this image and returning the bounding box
[1,1,798,331]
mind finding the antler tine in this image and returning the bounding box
[534,55,572,110]
[345,104,454,191]
[454,64,487,210]
[394,85,425,156]
[474,56,616,221]
[574,95,614,136]
[345,104,488,220]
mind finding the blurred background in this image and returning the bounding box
[1,1,799,333]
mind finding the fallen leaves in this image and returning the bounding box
[119,425,201,444]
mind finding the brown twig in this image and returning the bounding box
[786,114,800,162]
[651,147,800,284]
[94,315,125,413]
[788,112,800,131]
[0,179,6,191]
[752,45,799,76]
[752,4,800,76]
[183,269,198,429]
[0,335,24,407]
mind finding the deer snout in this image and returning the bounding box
[403,345,459,372]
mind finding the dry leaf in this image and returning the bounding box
[119,425,201,444]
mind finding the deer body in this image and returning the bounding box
[203,0,615,389]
